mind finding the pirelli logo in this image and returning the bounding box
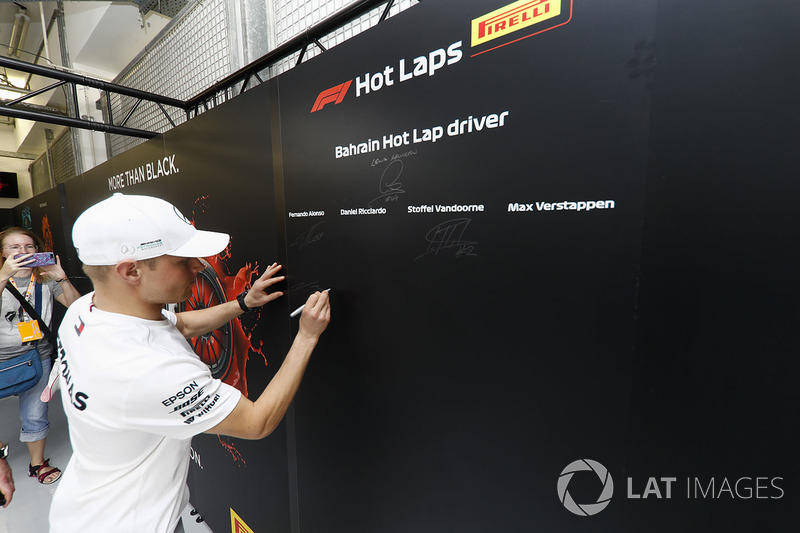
[472,0,561,47]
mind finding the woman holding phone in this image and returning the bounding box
[0,227,80,485]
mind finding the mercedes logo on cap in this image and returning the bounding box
[173,206,192,225]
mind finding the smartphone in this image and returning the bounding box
[14,252,56,267]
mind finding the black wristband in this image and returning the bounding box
[236,290,251,312]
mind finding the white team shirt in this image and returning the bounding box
[50,293,241,533]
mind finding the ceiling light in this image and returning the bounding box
[8,11,31,58]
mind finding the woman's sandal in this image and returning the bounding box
[29,459,62,485]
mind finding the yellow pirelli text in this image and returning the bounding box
[472,0,562,47]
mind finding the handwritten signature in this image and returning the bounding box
[289,221,325,250]
[368,159,406,207]
[414,218,479,261]
[371,149,418,166]
[290,280,324,293]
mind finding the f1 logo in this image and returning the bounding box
[311,80,352,113]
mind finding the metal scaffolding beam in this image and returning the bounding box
[186,0,407,116]
[0,55,188,139]
[0,0,416,137]
[0,105,157,139]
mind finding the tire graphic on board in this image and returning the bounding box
[178,259,233,379]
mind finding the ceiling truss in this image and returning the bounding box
[0,54,187,139]
[0,0,414,139]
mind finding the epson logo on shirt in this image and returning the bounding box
[162,381,200,407]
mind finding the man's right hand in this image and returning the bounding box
[298,290,331,340]
[206,289,332,441]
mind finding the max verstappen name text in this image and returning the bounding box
[508,200,615,212]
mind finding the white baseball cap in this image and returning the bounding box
[73,193,230,265]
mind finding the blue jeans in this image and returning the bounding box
[18,356,51,443]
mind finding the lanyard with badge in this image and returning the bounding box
[9,276,43,343]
